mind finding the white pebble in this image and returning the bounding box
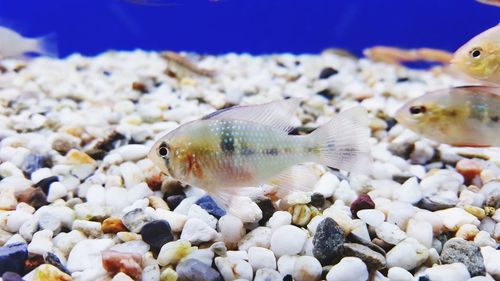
[474,231,496,247]
[155,209,187,232]
[218,214,245,249]
[292,256,322,281]
[114,144,149,161]
[52,230,86,256]
[426,263,471,281]
[387,266,414,281]
[238,226,272,251]
[393,177,422,204]
[435,207,480,231]
[72,219,102,237]
[248,246,276,271]
[406,219,433,248]
[215,257,253,281]
[266,211,292,229]
[180,218,220,244]
[28,229,53,256]
[187,204,217,229]
[184,248,214,266]
[67,239,115,272]
[270,225,307,257]
[481,246,500,279]
[119,162,144,188]
[39,212,62,233]
[326,257,368,281]
[313,172,339,198]
[357,209,385,227]
[47,182,68,202]
[375,222,407,245]
[254,268,282,281]
[386,238,429,271]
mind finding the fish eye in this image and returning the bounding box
[158,142,169,157]
[409,105,427,115]
[469,47,482,59]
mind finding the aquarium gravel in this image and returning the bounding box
[0,50,499,281]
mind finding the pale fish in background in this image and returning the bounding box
[0,26,57,59]
[451,24,500,85]
[149,99,371,220]
[476,0,500,7]
[363,46,452,65]
[395,86,500,147]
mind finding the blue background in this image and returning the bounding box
[0,0,498,57]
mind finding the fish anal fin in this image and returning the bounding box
[210,187,264,223]
[267,164,321,197]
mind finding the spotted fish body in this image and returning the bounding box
[149,99,371,198]
[395,86,500,147]
[163,119,317,189]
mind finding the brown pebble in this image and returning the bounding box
[132,82,147,93]
[350,194,375,218]
[456,159,482,185]
[102,217,128,234]
[148,196,170,210]
[102,250,143,281]
[24,254,45,274]
[146,174,163,191]
[17,187,48,209]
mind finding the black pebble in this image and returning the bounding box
[45,252,71,275]
[310,193,325,208]
[316,89,336,100]
[256,198,275,226]
[396,77,410,83]
[140,220,174,251]
[282,274,293,281]
[166,194,186,210]
[313,217,345,265]
[418,276,430,281]
[319,67,338,79]
[34,176,59,194]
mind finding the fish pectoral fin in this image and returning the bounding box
[210,187,264,223]
[201,98,301,133]
[267,164,321,197]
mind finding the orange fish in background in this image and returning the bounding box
[363,46,453,65]
[476,0,500,7]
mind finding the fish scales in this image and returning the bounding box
[185,119,314,187]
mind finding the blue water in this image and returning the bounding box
[0,0,498,57]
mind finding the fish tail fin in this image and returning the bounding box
[309,106,372,174]
[33,33,58,58]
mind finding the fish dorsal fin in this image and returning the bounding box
[453,85,500,96]
[201,98,301,133]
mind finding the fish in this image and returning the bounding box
[0,26,57,59]
[149,99,371,218]
[363,46,452,65]
[395,86,500,147]
[161,51,216,78]
[451,24,500,84]
[476,0,500,7]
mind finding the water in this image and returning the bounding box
[0,1,499,280]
